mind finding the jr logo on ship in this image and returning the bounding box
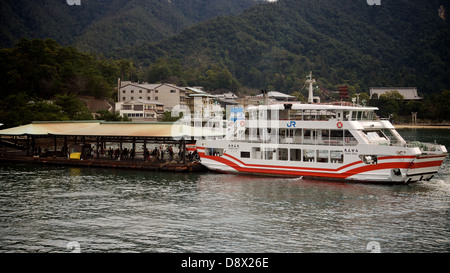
[287,121,296,128]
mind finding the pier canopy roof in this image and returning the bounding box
[0,121,100,136]
[0,121,223,139]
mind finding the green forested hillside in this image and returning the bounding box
[1,0,449,126]
[0,0,260,54]
[118,0,450,96]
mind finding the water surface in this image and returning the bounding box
[0,129,448,253]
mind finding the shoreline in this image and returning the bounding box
[394,124,450,129]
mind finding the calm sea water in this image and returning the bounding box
[0,129,448,253]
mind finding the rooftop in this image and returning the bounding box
[369,87,422,100]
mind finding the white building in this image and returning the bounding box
[118,81,186,111]
[115,99,164,122]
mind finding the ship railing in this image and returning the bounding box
[405,141,442,152]
[276,136,358,146]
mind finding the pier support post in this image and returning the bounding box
[26,135,30,157]
[96,136,100,158]
[182,137,186,163]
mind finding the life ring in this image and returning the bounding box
[337,122,343,128]
[239,120,245,127]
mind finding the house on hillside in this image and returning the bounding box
[117,81,186,111]
[185,87,222,119]
[215,92,238,107]
[115,99,164,122]
[369,87,422,101]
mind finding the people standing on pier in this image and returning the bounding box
[143,148,149,161]
[160,146,164,162]
[168,145,174,161]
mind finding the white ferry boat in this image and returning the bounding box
[196,78,447,183]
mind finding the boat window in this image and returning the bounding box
[280,109,289,120]
[330,130,344,146]
[206,148,224,156]
[361,111,369,120]
[303,149,315,162]
[289,110,303,120]
[318,129,330,145]
[303,109,317,120]
[290,149,302,161]
[278,148,288,161]
[344,130,357,146]
[317,150,329,163]
[331,150,344,164]
[293,129,302,143]
[241,151,250,158]
[362,130,388,143]
[264,148,275,160]
[252,147,261,159]
[279,129,294,144]
[303,129,316,144]
[344,111,350,120]
[381,129,405,145]
[360,155,378,165]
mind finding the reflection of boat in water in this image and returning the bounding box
[196,73,447,183]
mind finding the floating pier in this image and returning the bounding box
[0,155,206,172]
[0,121,215,173]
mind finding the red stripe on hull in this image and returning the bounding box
[409,159,446,169]
[199,152,412,180]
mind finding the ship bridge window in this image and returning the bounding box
[351,111,367,121]
[381,129,405,145]
[351,111,373,121]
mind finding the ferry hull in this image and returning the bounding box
[197,147,447,184]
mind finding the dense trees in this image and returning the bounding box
[0,38,117,99]
[368,90,450,123]
[0,38,118,128]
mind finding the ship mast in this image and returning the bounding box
[306,71,316,104]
